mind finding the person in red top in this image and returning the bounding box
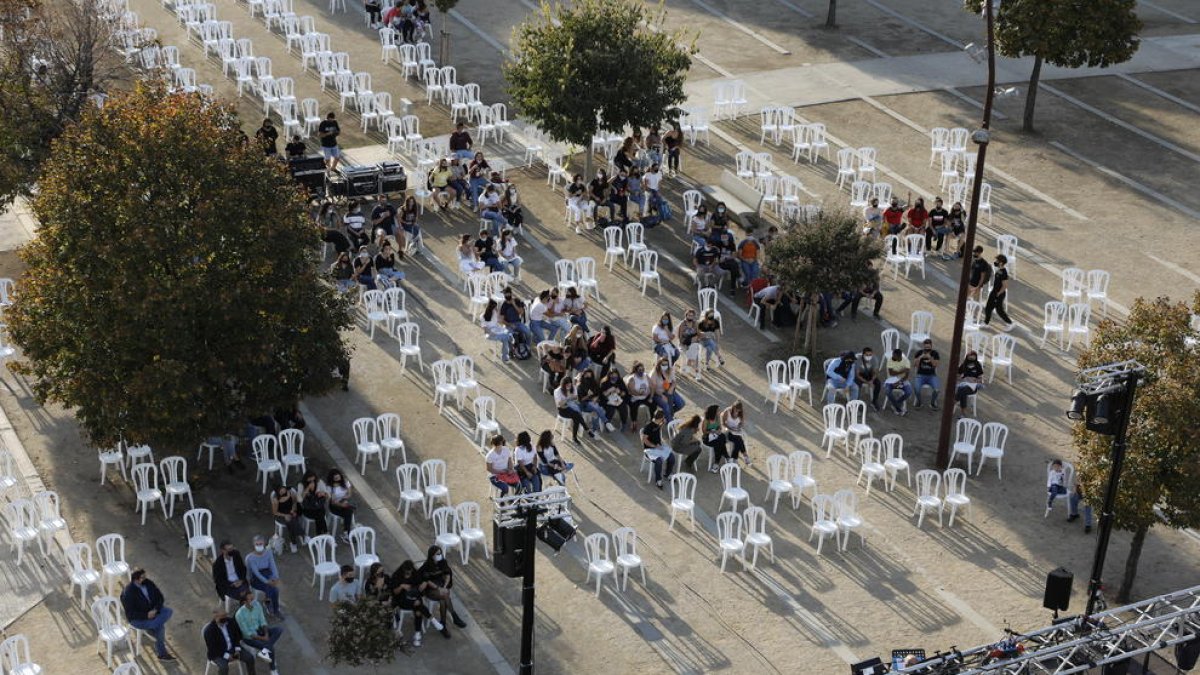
[905,197,929,242]
[882,198,905,236]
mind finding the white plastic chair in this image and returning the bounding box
[131,463,165,525]
[1086,269,1111,318]
[872,182,892,206]
[374,414,406,470]
[379,27,399,63]
[939,151,959,190]
[95,534,130,594]
[352,417,384,473]
[881,433,910,491]
[361,289,388,339]
[820,403,848,458]
[637,250,661,296]
[1045,461,1075,517]
[1062,267,1086,305]
[349,525,380,579]
[184,507,216,572]
[1041,301,1067,349]
[996,234,1018,279]
[125,443,154,471]
[473,397,500,449]
[65,542,102,606]
[808,495,839,555]
[95,444,125,485]
[307,534,340,600]
[625,222,646,267]
[611,527,645,591]
[855,438,886,497]
[421,459,451,515]
[715,511,746,572]
[835,148,857,188]
[431,360,458,412]
[602,226,626,271]
[668,473,696,531]
[857,146,878,182]
[718,463,749,512]
[977,182,993,224]
[1066,303,1092,351]
[788,450,817,506]
[90,597,137,668]
[279,428,307,482]
[575,257,600,300]
[929,127,949,166]
[944,468,972,526]
[989,334,1016,384]
[913,470,943,528]
[977,422,1008,479]
[251,434,283,494]
[32,490,65,552]
[903,234,926,279]
[807,123,829,161]
[883,234,906,279]
[4,499,39,566]
[763,455,793,513]
[834,489,865,551]
[584,532,616,595]
[742,506,774,569]
[849,180,870,209]
[948,418,982,473]
[456,502,489,563]
[394,463,425,522]
[158,457,193,518]
[845,399,872,455]
[948,127,969,154]
[0,634,41,675]
[765,360,791,413]
[782,356,812,408]
[964,299,985,335]
[908,311,933,354]
[880,329,901,359]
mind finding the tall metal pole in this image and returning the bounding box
[935,0,997,468]
[1085,371,1140,618]
[518,507,538,675]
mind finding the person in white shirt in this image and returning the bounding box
[498,229,522,279]
[651,312,680,364]
[478,184,509,236]
[512,431,542,493]
[554,378,594,443]
[485,435,520,496]
[528,290,559,344]
[481,300,513,362]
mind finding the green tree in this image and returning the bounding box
[5,84,353,450]
[326,598,404,671]
[964,0,1141,132]
[0,0,127,208]
[1073,293,1200,602]
[504,0,694,179]
[764,211,882,354]
[432,0,458,64]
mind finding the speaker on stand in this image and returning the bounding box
[1043,567,1073,619]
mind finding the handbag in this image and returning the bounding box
[497,471,521,485]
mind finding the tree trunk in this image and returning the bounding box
[1118,523,1149,603]
[583,151,593,194]
[439,15,450,64]
[1022,54,1043,133]
[825,0,837,27]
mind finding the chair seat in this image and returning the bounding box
[381,438,404,450]
[99,452,123,463]
[813,520,838,534]
[837,516,862,529]
[790,380,811,391]
[461,528,485,542]
[671,498,694,510]
[946,495,970,507]
[477,421,499,433]
[768,384,789,396]
[425,485,448,497]
[885,459,909,471]
[723,488,748,502]
[103,561,130,576]
[792,476,816,490]
[719,539,744,553]
[589,561,615,575]
[136,489,162,502]
[848,423,871,435]
[768,480,792,492]
[165,483,190,495]
[400,346,421,356]
[357,442,381,455]
[314,561,340,575]
[825,429,848,439]
[282,456,306,466]
[435,384,457,395]
[189,535,213,549]
[11,663,42,675]
[99,626,130,641]
[259,460,282,472]
[746,533,772,546]
[917,497,942,509]
[435,533,461,549]
[73,570,101,585]
[457,379,478,390]
[951,443,974,454]
[354,553,380,568]
[862,463,885,476]
[400,489,423,502]
[616,553,641,568]
[980,447,1004,458]
[12,526,38,540]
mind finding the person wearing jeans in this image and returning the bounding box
[641,410,675,488]
[1046,459,1068,510]
[553,378,593,443]
[575,370,613,433]
[482,300,513,362]
[649,359,685,423]
[855,348,883,411]
[245,536,282,618]
[912,340,941,410]
[824,352,859,404]
[484,436,519,496]
[1068,485,1094,533]
[235,590,283,675]
[885,349,914,416]
[120,569,176,661]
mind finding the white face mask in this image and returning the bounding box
[433,554,444,562]
[254,544,265,553]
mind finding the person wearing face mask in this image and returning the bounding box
[204,607,257,674]
[625,361,653,431]
[862,197,883,236]
[389,560,441,648]
[599,367,630,430]
[711,201,730,230]
[566,173,594,233]
[824,351,859,404]
[883,197,906,236]
[855,347,883,411]
[589,169,611,221]
[967,245,992,301]
[120,568,176,661]
[236,589,284,675]
[326,469,357,543]
[328,564,361,604]
[330,251,354,293]
[609,169,630,222]
[626,166,645,218]
[352,246,376,290]
[651,312,680,364]
[928,197,949,255]
[649,359,685,423]
[213,540,249,605]
[955,351,985,418]
[245,535,282,618]
[419,545,468,637]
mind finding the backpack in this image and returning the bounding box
[510,329,532,361]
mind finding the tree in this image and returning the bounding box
[963,0,1141,132]
[826,0,837,28]
[432,0,458,64]
[504,0,694,179]
[1073,293,1200,602]
[764,210,882,354]
[5,84,353,451]
[0,0,127,209]
[326,598,404,671]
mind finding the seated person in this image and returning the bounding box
[641,410,675,488]
[884,348,914,416]
[824,351,859,403]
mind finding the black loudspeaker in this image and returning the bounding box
[1043,567,1073,611]
[1177,636,1200,671]
[492,522,524,578]
[849,657,885,675]
[1101,658,1131,675]
[377,161,407,194]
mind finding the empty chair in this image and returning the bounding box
[948,127,969,154]
[883,234,906,279]
[625,222,647,267]
[908,311,933,354]
[715,511,746,572]
[938,151,959,190]
[362,289,388,339]
[742,506,774,569]
[456,502,489,563]
[125,443,154,470]
[575,257,600,300]
[881,328,901,357]
[352,417,384,473]
[872,181,892,206]
[808,495,839,555]
[855,438,886,497]
[4,499,39,566]
[610,526,646,591]
[718,463,750,512]
[833,489,865,551]
[820,403,848,457]
[996,234,1018,279]
[989,333,1016,383]
[948,418,982,473]
[845,399,872,454]
[944,468,972,527]
[1062,267,1086,304]
[964,299,985,335]
[765,360,792,413]
[349,525,381,579]
[976,422,1009,478]
[0,634,40,675]
[279,428,307,482]
[32,490,66,552]
[668,473,696,531]
[849,180,870,210]
[184,507,216,572]
[251,434,283,493]
[473,397,500,449]
[158,457,193,518]
[913,470,943,528]
[903,234,926,279]
[90,597,137,668]
[379,27,399,63]
[786,355,813,407]
[431,359,458,412]
[583,532,616,595]
[95,533,130,594]
[1066,303,1091,351]
[374,413,406,470]
[131,463,165,525]
[98,442,127,485]
[421,459,451,515]
[881,433,910,490]
[393,322,424,374]
[835,147,857,188]
[1086,269,1111,317]
[807,123,829,161]
[307,534,340,600]
[301,97,321,136]
[65,542,102,606]
[929,127,949,165]
[857,146,878,182]
[394,463,425,522]
[637,250,661,296]
[788,450,817,506]
[1041,301,1067,349]
[763,454,793,513]
[977,182,993,224]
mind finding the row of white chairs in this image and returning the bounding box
[430,356,482,412]
[1061,268,1111,317]
[834,146,879,187]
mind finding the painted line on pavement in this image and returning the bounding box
[847,36,888,58]
[1041,82,1200,165]
[1144,252,1200,286]
[943,87,1008,121]
[863,0,965,49]
[298,402,518,675]
[450,8,511,56]
[687,0,792,54]
[1115,73,1200,114]
[1049,141,1200,221]
[1140,0,1197,23]
[773,0,815,19]
[514,0,561,26]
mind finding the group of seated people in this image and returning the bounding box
[483,429,576,496]
[640,400,750,488]
[864,194,968,260]
[319,195,424,292]
[427,143,524,234]
[564,126,684,231]
[749,259,885,331]
[821,341,985,417]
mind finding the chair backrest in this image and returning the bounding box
[808,123,826,143]
[308,534,336,565]
[184,507,210,540]
[453,355,476,382]
[254,56,272,78]
[786,355,810,383]
[734,150,753,175]
[904,233,925,257]
[400,42,417,62]
[456,501,481,531]
[837,147,856,172]
[638,250,658,273]
[758,175,778,198]
[491,102,508,123]
[822,403,846,430]
[982,422,1008,450]
[421,459,446,487]
[911,311,934,336]
[395,321,420,348]
[949,127,969,151]
[1062,267,1086,294]
[965,331,988,357]
[353,71,372,93]
[996,233,1018,259]
[858,438,882,465]
[626,222,645,247]
[916,469,941,499]
[132,463,157,491]
[0,634,34,672]
[379,26,395,45]
[252,434,278,463]
[789,450,813,479]
[5,498,34,530]
[376,413,401,444]
[944,468,968,497]
[965,299,984,324]
[95,533,125,567]
[611,526,637,559]
[431,359,456,387]
[352,417,378,447]
[716,511,742,541]
[583,532,610,565]
[978,182,992,206]
[670,472,696,501]
[743,505,768,536]
[881,328,900,355]
[158,457,186,485]
[719,463,742,490]
[940,150,958,173]
[833,489,857,518]
[486,271,511,297]
[682,190,702,213]
[858,146,877,167]
[396,463,422,492]
[349,525,376,556]
[431,507,459,537]
[575,257,597,281]
[779,175,802,199]
[766,360,788,387]
[850,180,870,204]
[876,433,900,461]
[811,494,835,523]
[930,127,949,150]
[1087,269,1110,294]
[603,226,623,249]
[1068,303,1091,329]
[276,429,303,462]
[949,181,968,206]
[991,334,1015,361]
[872,182,892,204]
[955,418,982,446]
[473,396,495,423]
[90,596,123,631]
[846,399,868,426]
[33,490,61,520]
[1044,301,1067,326]
[766,454,790,483]
[554,259,576,286]
[65,541,94,575]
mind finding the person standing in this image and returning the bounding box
[204,607,257,675]
[663,123,683,176]
[235,590,283,675]
[912,339,941,411]
[120,569,176,661]
[983,253,1015,331]
[968,245,992,301]
[255,119,278,157]
[317,113,341,172]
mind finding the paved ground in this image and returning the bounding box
[2,0,1200,673]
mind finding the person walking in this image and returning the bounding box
[119,569,176,661]
[983,253,1015,331]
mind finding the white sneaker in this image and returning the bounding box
[604,422,616,432]
[289,543,298,554]
[413,632,422,647]
[429,617,444,631]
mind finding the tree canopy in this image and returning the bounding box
[1073,293,1200,602]
[964,0,1141,131]
[6,84,353,450]
[0,0,126,208]
[504,0,693,175]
